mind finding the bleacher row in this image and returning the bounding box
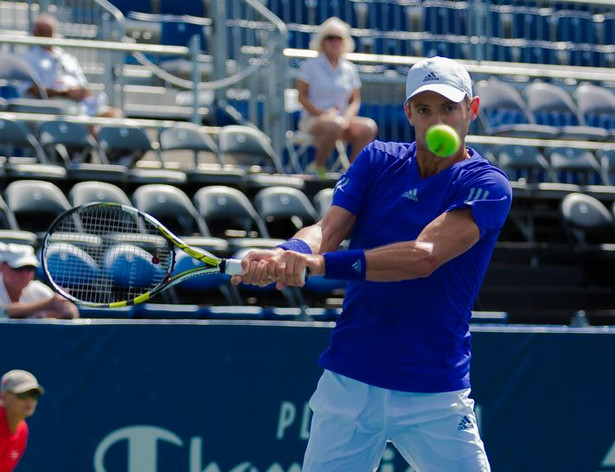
[475,79,615,143]
[0,177,347,315]
[116,0,615,68]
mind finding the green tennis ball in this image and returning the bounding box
[425,124,461,157]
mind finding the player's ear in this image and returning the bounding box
[469,97,480,120]
[404,100,413,125]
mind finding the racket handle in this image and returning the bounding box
[223,258,244,276]
[223,258,309,283]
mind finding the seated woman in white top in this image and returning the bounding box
[296,17,378,177]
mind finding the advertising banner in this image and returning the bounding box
[0,320,613,472]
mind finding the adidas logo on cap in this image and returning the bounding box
[422,72,439,83]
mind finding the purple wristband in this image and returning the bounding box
[276,238,312,254]
[323,250,366,281]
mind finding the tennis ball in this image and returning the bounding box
[425,124,461,157]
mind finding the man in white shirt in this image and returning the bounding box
[20,14,122,118]
[0,244,78,319]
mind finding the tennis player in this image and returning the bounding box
[234,56,512,471]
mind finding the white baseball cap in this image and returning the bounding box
[3,244,40,269]
[405,56,473,104]
[1,369,44,395]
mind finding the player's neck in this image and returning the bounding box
[416,146,469,178]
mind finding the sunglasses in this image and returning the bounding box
[15,391,40,400]
[324,35,343,41]
[11,266,36,273]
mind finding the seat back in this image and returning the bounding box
[39,121,100,164]
[4,180,72,233]
[560,193,615,245]
[159,123,220,166]
[524,82,583,127]
[475,78,532,132]
[0,117,48,163]
[573,84,615,130]
[132,184,209,237]
[218,125,284,173]
[69,181,132,207]
[98,125,161,166]
[193,185,270,239]
[496,144,555,183]
[596,149,615,185]
[546,147,604,185]
[254,186,319,239]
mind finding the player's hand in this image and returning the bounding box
[269,252,325,289]
[231,248,281,287]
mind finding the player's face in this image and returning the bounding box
[2,391,39,419]
[405,91,479,148]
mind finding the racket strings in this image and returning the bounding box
[45,205,175,304]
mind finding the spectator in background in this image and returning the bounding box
[20,14,123,120]
[0,370,44,472]
[0,244,78,319]
[297,17,378,178]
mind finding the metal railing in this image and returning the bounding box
[1,0,614,160]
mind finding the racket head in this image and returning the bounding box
[42,202,177,308]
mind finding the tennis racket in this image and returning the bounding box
[41,202,244,308]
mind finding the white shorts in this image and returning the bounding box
[302,370,491,472]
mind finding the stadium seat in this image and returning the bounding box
[97,125,187,187]
[0,194,37,246]
[159,123,245,188]
[218,125,284,174]
[560,193,615,250]
[193,185,283,250]
[573,84,615,139]
[38,120,127,184]
[596,149,615,186]
[474,78,558,138]
[523,82,609,141]
[496,144,556,184]
[68,181,132,207]
[103,243,166,289]
[131,184,228,251]
[253,186,319,239]
[546,147,605,186]
[41,242,101,290]
[219,125,305,195]
[3,180,72,237]
[0,118,67,183]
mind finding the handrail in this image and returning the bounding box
[285,48,615,84]
[0,34,189,56]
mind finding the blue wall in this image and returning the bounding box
[1,320,614,472]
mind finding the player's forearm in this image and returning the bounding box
[364,241,436,281]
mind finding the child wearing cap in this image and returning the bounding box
[0,370,44,472]
[0,244,78,319]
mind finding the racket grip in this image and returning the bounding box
[223,258,309,283]
[223,258,244,276]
